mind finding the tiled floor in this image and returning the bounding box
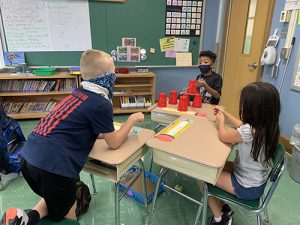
[1,114,300,225]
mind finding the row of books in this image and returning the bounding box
[0,79,76,92]
[120,96,152,109]
[2,100,59,114]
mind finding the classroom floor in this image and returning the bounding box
[1,114,300,225]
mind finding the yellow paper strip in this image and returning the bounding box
[161,119,191,138]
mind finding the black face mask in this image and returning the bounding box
[198,64,211,74]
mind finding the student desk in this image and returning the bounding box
[146,116,231,225]
[83,127,155,225]
[151,103,216,125]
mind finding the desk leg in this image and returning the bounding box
[89,173,97,194]
[115,181,120,225]
[149,167,168,223]
[138,159,148,215]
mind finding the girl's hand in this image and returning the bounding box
[215,111,225,126]
[213,106,225,115]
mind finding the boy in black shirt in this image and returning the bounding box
[196,51,222,105]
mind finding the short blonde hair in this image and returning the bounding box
[80,49,113,80]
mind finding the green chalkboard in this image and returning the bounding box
[24,0,201,66]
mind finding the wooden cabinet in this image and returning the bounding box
[112,73,156,114]
[0,72,156,119]
[0,72,78,119]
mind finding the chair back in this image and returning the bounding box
[260,143,286,209]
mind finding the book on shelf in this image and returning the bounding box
[54,79,61,91]
[113,89,132,95]
[1,99,60,114]
[136,96,144,108]
[144,96,152,107]
[0,79,76,93]
[120,96,130,109]
[129,96,136,108]
[120,95,152,109]
[68,67,80,75]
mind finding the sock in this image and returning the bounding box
[27,210,40,225]
[214,214,222,222]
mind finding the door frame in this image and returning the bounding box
[218,0,276,77]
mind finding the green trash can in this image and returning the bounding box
[290,124,300,183]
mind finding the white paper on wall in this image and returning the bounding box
[1,0,92,52]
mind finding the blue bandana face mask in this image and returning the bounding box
[86,72,116,99]
[199,64,211,74]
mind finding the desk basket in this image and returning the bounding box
[33,68,56,76]
[119,166,164,204]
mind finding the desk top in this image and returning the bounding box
[146,116,231,168]
[151,103,217,120]
[88,127,155,165]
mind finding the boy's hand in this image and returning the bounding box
[197,79,207,88]
[128,112,144,124]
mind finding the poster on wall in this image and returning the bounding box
[165,0,203,36]
[291,45,300,91]
[284,0,300,10]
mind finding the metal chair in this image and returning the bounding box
[195,143,286,225]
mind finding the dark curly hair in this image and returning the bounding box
[199,51,217,63]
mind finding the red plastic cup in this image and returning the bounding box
[182,93,190,106]
[177,95,188,111]
[192,93,202,108]
[157,92,167,108]
[169,90,178,105]
[187,80,197,94]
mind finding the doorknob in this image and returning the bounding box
[248,63,258,69]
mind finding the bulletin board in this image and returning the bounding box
[0,0,203,66]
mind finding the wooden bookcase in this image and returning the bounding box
[78,72,156,114]
[0,72,156,119]
[0,72,78,119]
[112,73,156,114]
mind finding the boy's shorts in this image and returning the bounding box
[20,157,77,221]
[231,174,266,200]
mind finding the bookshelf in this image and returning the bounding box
[0,72,156,119]
[113,73,156,114]
[0,72,78,119]
[78,72,156,114]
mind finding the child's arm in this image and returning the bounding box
[214,106,243,128]
[216,111,243,144]
[197,79,220,99]
[102,112,144,149]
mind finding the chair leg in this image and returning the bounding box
[194,204,203,225]
[261,196,270,223]
[149,149,153,173]
[115,181,120,225]
[256,213,262,225]
[90,173,97,194]
[149,168,168,224]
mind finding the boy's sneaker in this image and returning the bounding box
[0,173,19,187]
[0,208,29,225]
[222,204,234,217]
[210,213,233,225]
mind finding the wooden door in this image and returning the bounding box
[221,0,274,116]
